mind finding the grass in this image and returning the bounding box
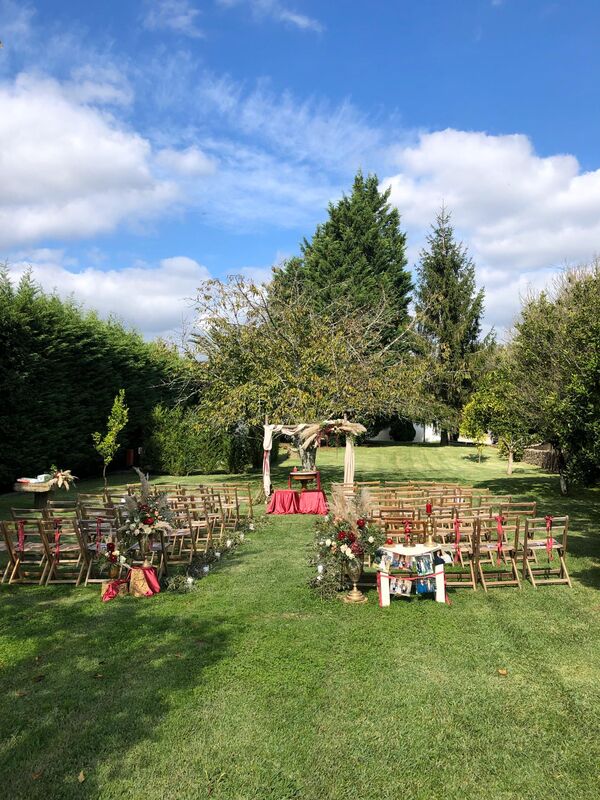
[1,444,600,799]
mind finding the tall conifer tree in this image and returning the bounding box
[415,207,487,445]
[272,170,412,339]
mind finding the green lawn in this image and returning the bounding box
[1,444,600,800]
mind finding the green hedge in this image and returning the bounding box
[0,269,180,488]
[143,407,270,475]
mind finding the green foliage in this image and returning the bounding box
[189,275,433,435]
[0,266,180,487]
[144,406,265,475]
[510,264,600,489]
[461,355,533,473]
[272,170,412,341]
[388,416,416,442]
[415,208,491,439]
[92,389,129,482]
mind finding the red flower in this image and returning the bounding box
[337,531,347,541]
[108,553,117,563]
[356,518,366,529]
[143,516,155,526]
[347,531,357,543]
[385,538,394,545]
[350,542,363,556]
[107,542,115,553]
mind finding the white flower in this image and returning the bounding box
[119,555,127,564]
[226,539,232,548]
[249,524,255,531]
[186,576,194,585]
[348,552,355,560]
[215,551,221,559]
[325,538,332,547]
[113,549,120,557]
[317,564,324,574]
[202,565,210,574]
[316,575,323,582]
[368,536,374,544]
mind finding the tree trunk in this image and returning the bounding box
[299,444,317,471]
[557,449,568,495]
[440,429,449,446]
[507,449,514,475]
[103,463,108,489]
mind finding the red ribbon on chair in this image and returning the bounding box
[17,519,25,553]
[53,519,62,562]
[95,516,103,554]
[495,515,505,560]
[545,515,554,560]
[453,517,461,563]
[403,519,412,544]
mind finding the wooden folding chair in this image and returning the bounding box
[499,500,537,520]
[522,516,572,587]
[2,519,51,585]
[211,486,240,531]
[166,498,202,565]
[42,516,86,585]
[383,518,428,545]
[76,508,120,585]
[437,517,478,590]
[477,517,521,590]
[10,507,46,523]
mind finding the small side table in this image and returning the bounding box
[288,471,321,493]
[13,481,54,509]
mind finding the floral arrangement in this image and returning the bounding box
[49,466,78,490]
[309,513,385,599]
[105,468,173,570]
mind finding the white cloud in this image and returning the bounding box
[142,0,203,38]
[382,129,600,330]
[8,253,212,339]
[0,73,179,248]
[218,0,323,33]
[155,146,216,176]
[0,0,35,42]
[384,129,600,271]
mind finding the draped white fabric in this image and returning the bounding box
[344,435,355,485]
[262,423,310,497]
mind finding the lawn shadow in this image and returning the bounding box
[0,588,236,799]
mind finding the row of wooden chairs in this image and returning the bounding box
[0,484,251,587]
[382,515,571,591]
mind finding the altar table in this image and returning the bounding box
[267,489,328,515]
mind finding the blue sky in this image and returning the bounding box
[1,0,600,338]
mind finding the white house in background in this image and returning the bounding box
[368,423,491,445]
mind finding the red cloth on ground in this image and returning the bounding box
[298,490,328,515]
[267,489,328,515]
[267,489,299,514]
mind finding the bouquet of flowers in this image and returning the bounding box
[106,469,173,568]
[309,513,385,599]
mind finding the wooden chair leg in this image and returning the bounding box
[559,554,572,588]
[478,562,488,593]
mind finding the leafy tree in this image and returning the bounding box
[510,265,600,493]
[272,170,412,341]
[186,276,438,470]
[461,354,533,474]
[415,207,489,444]
[92,390,129,487]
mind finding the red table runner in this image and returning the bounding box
[267,489,328,515]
